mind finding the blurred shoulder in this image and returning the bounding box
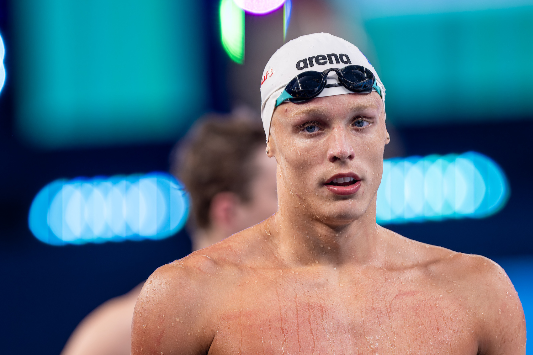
[61,285,142,355]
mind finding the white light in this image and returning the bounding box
[232,0,285,14]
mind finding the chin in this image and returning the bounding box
[315,204,366,226]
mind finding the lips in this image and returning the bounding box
[324,173,361,196]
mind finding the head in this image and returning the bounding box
[260,33,389,225]
[172,113,278,250]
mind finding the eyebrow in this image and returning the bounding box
[288,100,380,119]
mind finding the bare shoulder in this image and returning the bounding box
[386,228,518,288]
[389,230,526,354]
[397,233,522,306]
[131,228,268,355]
[192,222,277,270]
[448,253,526,354]
[413,239,520,303]
[131,253,223,355]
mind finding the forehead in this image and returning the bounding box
[273,92,384,123]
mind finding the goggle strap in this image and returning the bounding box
[276,90,295,107]
[373,81,382,98]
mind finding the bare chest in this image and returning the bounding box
[208,275,479,355]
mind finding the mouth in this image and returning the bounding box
[324,174,362,196]
[325,176,359,186]
[325,173,361,186]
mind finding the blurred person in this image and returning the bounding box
[61,113,277,355]
[133,33,526,354]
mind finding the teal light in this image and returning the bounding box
[377,152,509,224]
[220,0,245,64]
[12,1,207,148]
[331,0,533,126]
[29,173,189,246]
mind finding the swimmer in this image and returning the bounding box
[132,33,526,354]
[61,114,277,355]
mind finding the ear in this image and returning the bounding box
[209,192,239,229]
[266,135,276,158]
[384,115,390,145]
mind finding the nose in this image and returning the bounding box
[327,126,354,163]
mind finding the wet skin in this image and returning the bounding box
[132,93,526,354]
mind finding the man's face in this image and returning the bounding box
[268,92,388,224]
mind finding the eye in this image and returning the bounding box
[352,118,370,128]
[303,123,320,133]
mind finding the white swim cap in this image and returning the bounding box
[260,33,386,141]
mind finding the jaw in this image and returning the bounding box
[316,199,371,225]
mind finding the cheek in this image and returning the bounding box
[365,148,385,192]
[361,128,387,158]
[351,135,385,184]
[278,143,324,183]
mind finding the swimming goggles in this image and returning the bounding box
[275,65,382,107]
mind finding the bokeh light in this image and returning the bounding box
[0,33,5,93]
[220,0,245,64]
[377,152,509,224]
[29,173,189,246]
[233,0,285,14]
[283,0,292,40]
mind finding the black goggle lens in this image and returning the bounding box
[285,71,325,100]
[339,65,374,93]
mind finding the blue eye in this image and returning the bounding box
[353,119,369,128]
[304,124,319,133]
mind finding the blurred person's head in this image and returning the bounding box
[171,111,278,251]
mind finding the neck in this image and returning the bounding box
[267,193,385,267]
